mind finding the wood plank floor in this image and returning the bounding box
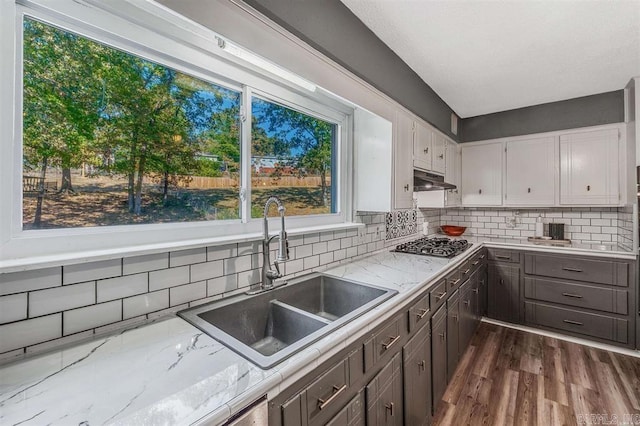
[433,322,640,426]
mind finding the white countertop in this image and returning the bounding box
[0,239,634,425]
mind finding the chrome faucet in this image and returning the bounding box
[258,196,289,291]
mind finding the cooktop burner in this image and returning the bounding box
[393,237,470,258]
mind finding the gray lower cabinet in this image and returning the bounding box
[459,280,474,350]
[446,290,460,382]
[488,262,520,323]
[366,352,403,426]
[431,305,448,415]
[403,322,432,426]
[326,391,365,426]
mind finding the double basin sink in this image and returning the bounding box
[179,274,396,369]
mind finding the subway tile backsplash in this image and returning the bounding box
[0,210,432,361]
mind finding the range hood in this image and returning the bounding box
[414,170,456,191]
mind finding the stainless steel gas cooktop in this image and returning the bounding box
[393,237,471,258]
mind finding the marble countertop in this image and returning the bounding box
[0,238,633,425]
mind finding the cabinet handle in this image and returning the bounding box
[587,185,591,191]
[418,360,426,371]
[416,308,429,320]
[480,254,486,259]
[385,402,395,417]
[562,267,583,273]
[500,279,505,285]
[434,291,447,301]
[452,314,459,322]
[495,255,511,260]
[472,288,479,294]
[318,384,347,410]
[463,268,471,275]
[439,154,444,159]
[404,184,409,191]
[464,300,470,306]
[472,260,480,266]
[528,187,531,193]
[563,319,583,326]
[382,335,400,350]
[449,278,461,287]
[424,148,429,154]
[439,331,446,341]
[478,189,482,194]
[562,292,583,299]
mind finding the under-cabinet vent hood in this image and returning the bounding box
[413,170,456,191]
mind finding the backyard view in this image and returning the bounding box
[22,18,335,230]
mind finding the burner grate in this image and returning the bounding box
[393,237,470,258]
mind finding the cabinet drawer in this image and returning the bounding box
[470,249,486,272]
[524,277,628,315]
[488,248,520,263]
[524,254,628,287]
[446,268,462,293]
[524,301,629,344]
[326,391,365,426]
[306,359,349,424]
[364,314,404,372]
[429,279,448,313]
[408,292,430,333]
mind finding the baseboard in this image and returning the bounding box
[481,317,640,359]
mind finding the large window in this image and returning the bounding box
[0,1,352,264]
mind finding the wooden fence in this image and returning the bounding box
[182,176,330,189]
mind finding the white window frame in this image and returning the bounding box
[0,0,354,269]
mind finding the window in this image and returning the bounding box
[0,1,352,264]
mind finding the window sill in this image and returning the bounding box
[0,222,365,274]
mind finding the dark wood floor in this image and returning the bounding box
[433,322,640,426]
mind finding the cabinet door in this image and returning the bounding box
[446,291,460,382]
[560,128,619,205]
[505,137,556,205]
[366,352,403,426]
[478,265,488,317]
[488,263,521,324]
[394,110,414,209]
[413,121,433,171]
[459,283,474,350]
[445,140,461,207]
[432,133,446,174]
[327,391,365,426]
[461,142,503,205]
[431,306,448,414]
[403,324,432,426]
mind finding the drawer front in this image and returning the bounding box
[326,391,365,426]
[524,301,629,344]
[470,249,486,273]
[459,259,472,283]
[488,248,520,263]
[524,254,628,287]
[524,277,628,315]
[446,268,462,293]
[364,315,404,371]
[429,279,448,313]
[306,359,349,424]
[408,292,430,333]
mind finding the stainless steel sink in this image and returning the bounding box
[178,274,396,369]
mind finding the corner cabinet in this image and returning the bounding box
[354,108,413,211]
[461,142,503,206]
[505,136,557,205]
[560,128,620,205]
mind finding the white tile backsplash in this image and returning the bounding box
[63,259,121,285]
[190,261,224,283]
[63,300,122,335]
[149,265,190,291]
[123,253,169,275]
[0,314,61,353]
[0,267,61,295]
[0,294,27,324]
[29,281,95,317]
[170,281,207,306]
[169,247,206,267]
[123,290,169,319]
[97,273,148,302]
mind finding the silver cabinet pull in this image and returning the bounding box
[385,402,395,417]
[563,319,583,326]
[562,292,583,299]
[416,308,429,320]
[434,291,447,301]
[418,360,426,371]
[472,260,480,266]
[439,331,446,341]
[318,384,346,410]
[438,154,444,159]
[562,267,583,272]
[424,148,429,154]
[472,288,479,294]
[404,184,409,191]
[463,268,471,275]
[382,335,400,350]
[495,255,510,260]
[449,278,461,286]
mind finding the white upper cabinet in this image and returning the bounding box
[394,110,415,209]
[560,128,620,205]
[505,136,557,205]
[461,142,503,206]
[432,133,446,174]
[445,139,461,206]
[413,121,433,171]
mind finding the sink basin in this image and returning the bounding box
[178,274,396,369]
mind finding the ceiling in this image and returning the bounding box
[340,0,640,118]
